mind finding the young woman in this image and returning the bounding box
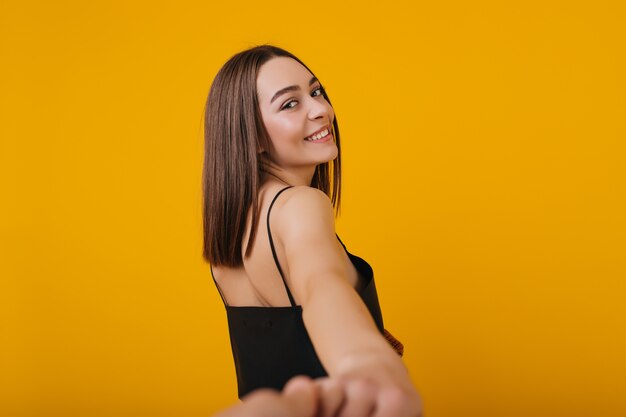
[203,45,421,415]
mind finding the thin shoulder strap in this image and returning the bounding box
[335,233,348,251]
[209,264,229,307]
[267,185,297,307]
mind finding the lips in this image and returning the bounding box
[304,124,330,140]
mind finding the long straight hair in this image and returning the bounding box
[202,45,342,267]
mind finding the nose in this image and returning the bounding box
[307,95,332,121]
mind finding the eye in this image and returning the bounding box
[280,87,325,111]
[281,100,297,110]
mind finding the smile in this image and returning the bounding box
[304,128,331,142]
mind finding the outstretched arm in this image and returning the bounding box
[274,186,422,417]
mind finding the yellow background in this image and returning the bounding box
[1,0,625,416]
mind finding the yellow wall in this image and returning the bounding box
[1,1,624,416]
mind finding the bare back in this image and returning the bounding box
[210,181,362,307]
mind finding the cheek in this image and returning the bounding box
[266,118,302,143]
[329,103,336,118]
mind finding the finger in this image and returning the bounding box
[282,375,320,417]
[223,388,281,417]
[315,377,345,417]
[338,379,377,417]
[372,387,422,417]
[231,378,318,417]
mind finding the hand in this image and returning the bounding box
[327,378,422,417]
[212,375,383,417]
[212,372,422,417]
[316,374,422,417]
[213,375,343,417]
[332,353,423,417]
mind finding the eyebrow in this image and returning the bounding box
[269,76,319,105]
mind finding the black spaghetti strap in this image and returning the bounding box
[267,186,297,307]
[335,233,348,250]
[209,264,229,306]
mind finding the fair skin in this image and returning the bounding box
[213,376,351,417]
[212,56,422,416]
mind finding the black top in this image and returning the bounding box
[210,186,386,399]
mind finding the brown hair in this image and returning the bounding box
[202,44,342,267]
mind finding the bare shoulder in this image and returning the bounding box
[278,185,333,212]
[272,185,336,239]
[270,186,345,301]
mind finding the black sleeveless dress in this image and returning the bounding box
[210,186,388,399]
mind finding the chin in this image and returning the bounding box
[302,143,338,165]
[316,150,338,165]
[322,144,339,160]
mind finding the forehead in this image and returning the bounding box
[256,57,314,102]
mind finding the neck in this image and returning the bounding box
[261,162,316,187]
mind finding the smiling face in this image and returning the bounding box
[256,57,337,175]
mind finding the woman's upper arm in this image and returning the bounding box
[274,186,391,370]
[274,186,347,305]
[272,188,422,413]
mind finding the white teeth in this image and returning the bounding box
[305,128,330,141]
